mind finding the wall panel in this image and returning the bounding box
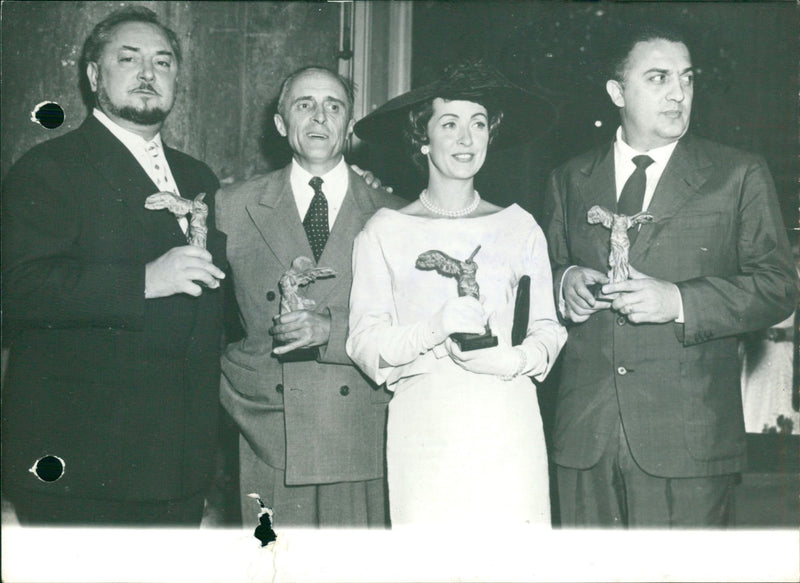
[1,1,340,181]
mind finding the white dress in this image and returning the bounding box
[347,204,566,526]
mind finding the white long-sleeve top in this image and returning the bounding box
[347,204,567,390]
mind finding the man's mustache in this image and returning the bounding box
[132,83,159,95]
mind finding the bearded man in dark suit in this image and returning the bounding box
[2,7,226,525]
[545,25,796,527]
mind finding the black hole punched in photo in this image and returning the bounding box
[31,455,65,482]
[33,102,65,129]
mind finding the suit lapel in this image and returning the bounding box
[317,169,372,270]
[631,136,712,257]
[244,166,377,306]
[308,169,375,307]
[79,117,187,246]
[162,146,207,244]
[165,147,202,198]
[246,167,315,272]
[163,145,229,266]
[577,143,618,251]
[81,117,159,206]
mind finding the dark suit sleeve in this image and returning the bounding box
[543,165,574,320]
[677,156,797,345]
[195,165,221,234]
[2,149,145,329]
[214,185,246,344]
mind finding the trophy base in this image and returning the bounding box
[587,282,604,299]
[587,282,615,303]
[275,346,319,362]
[451,331,498,352]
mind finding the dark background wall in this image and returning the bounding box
[1,1,340,183]
[405,2,800,528]
[360,1,798,231]
[4,1,797,226]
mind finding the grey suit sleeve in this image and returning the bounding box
[317,304,353,365]
[677,156,797,345]
[213,186,228,233]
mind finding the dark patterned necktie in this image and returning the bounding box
[303,176,329,262]
[617,154,654,243]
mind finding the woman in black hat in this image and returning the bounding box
[346,63,566,526]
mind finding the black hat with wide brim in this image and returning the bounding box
[354,62,557,151]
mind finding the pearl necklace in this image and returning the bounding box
[419,189,481,218]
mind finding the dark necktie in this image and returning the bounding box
[303,176,329,262]
[617,154,654,243]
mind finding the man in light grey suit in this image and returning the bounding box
[216,66,404,527]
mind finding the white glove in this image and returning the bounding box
[444,313,526,379]
[373,295,487,367]
[422,295,487,350]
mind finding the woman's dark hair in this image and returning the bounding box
[404,63,504,171]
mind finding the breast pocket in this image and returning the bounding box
[654,211,733,278]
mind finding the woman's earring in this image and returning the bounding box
[420,145,430,155]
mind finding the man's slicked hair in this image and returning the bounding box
[606,24,690,83]
[81,6,182,68]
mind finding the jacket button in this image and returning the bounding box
[339,385,350,396]
[617,366,628,375]
[266,291,276,302]
[616,316,626,326]
[275,383,283,393]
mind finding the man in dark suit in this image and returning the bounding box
[2,7,226,525]
[545,25,796,527]
[217,66,404,527]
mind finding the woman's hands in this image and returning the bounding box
[444,314,526,379]
[425,296,487,347]
[425,300,527,380]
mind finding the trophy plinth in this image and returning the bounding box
[275,346,319,362]
[415,244,498,352]
[451,328,499,351]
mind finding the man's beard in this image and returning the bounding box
[95,78,172,126]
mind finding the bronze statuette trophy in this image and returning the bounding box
[415,244,498,351]
[145,191,209,248]
[587,205,654,285]
[276,256,336,361]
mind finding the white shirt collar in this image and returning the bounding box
[93,108,164,152]
[614,126,678,170]
[613,126,679,207]
[92,108,182,207]
[290,157,349,229]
